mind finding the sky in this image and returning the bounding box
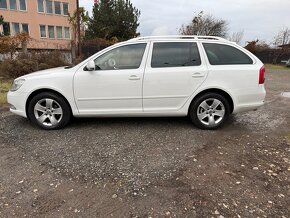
[80,0,290,46]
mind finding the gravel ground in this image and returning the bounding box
[0,69,289,217]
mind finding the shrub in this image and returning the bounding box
[0,51,69,79]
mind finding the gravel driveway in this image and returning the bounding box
[0,69,289,217]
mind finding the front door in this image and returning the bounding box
[74,43,148,114]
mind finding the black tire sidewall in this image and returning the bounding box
[189,93,230,130]
[27,92,71,130]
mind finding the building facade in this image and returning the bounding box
[0,0,76,50]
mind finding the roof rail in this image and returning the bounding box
[128,35,229,42]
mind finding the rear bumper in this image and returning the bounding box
[232,86,266,114]
[7,91,28,118]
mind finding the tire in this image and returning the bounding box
[27,92,71,130]
[189,93,230,130]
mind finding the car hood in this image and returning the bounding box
[18,66,70,80]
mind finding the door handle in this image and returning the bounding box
[129,75,141,80]
[192,72,205,78]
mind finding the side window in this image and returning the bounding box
[203,43,253,65]
[151,42,201,68]
[94,43,147,70]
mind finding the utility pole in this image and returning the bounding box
[76,0,81,57]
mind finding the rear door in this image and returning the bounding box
[143,41,208,112]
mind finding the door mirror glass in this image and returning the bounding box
[86,60,95,71]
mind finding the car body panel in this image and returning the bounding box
[7,36,266,121]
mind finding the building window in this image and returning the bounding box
[0,0,7,9]
[48,25,54,38]
[56,26,62,39]
[3,22,10,35]
[64,27,70,39]
[54,1,61,15]
[22,23,29,33]
[12,22,20,35]
[63,2,68,15]
[46,0,53,14]
[19,0,26,11]
[40,25,46,38]
[9,0,16,10]
[38,0,45,12]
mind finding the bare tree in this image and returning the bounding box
[228,30,244,45]
[273,27,290,46]
[179,11,228,37]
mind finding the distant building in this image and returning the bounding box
[0,0,76,51]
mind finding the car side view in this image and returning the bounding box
[7,35,266,130]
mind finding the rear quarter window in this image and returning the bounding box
[203,43,253,65]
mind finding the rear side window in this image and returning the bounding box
[203,43,253,65]
[151,42,201,68]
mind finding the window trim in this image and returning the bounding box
[150,41,202,69]
[48,25,55,39]
[62,2,69,16]
[1,22,10,35]
[64,26,70,39]
[56,26,63,39]
[37,0,45,13]
[39,24,47,38]
[46,0,53,14]
[54,1,61,15]
[18,0,27,11]
[0,0,8,9]
[202,42,255,66]
[12,22,20,35]
[9,0,17,10]
[21,23,29,34]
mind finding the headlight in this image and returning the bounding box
[10,79,25,92]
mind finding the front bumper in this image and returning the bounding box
[7,91,28,118]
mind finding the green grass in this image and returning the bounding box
[0,80,12,106]
[265,64,290,70]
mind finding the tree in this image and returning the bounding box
[85,0,140,41]
[68,7,89,42]
[68,7,89,60]
[273,27,290,46]
[0,33,30,58]
[179,11,228,37]
[228,30,244,45]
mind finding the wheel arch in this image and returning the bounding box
[25,88,73,119]
[188,88,234,114]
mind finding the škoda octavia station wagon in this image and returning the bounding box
[7,36,266,130]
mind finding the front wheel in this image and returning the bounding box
[189,93,230,130]
[27,92,71,130]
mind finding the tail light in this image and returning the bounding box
[259,65,265,84]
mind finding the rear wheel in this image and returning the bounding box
[27,92,71,130]
[189,93,230,130]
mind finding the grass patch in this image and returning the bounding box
[0,80,12,106]
[265,64,290,70]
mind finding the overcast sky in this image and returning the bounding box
[80,0,290,45]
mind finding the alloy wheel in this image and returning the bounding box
[33,98,63,127]
[197,98,225,127]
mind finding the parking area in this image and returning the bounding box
[0,69,289,217]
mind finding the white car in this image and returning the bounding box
[7,35,266,130]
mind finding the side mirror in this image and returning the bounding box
[86,60,95,71]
